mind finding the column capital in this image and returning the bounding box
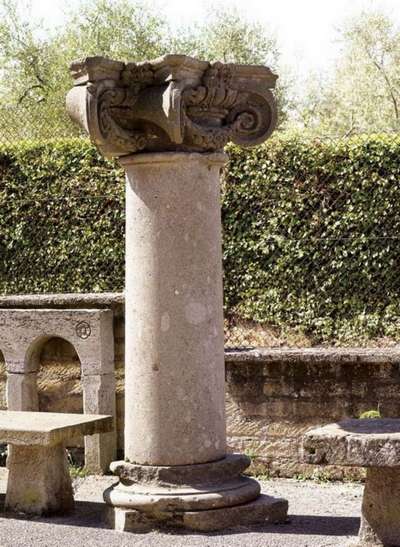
[66,54,278,158]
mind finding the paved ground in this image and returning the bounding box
[0,473,363,547]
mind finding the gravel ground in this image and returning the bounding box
[0,473,363,547]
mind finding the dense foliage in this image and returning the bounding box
[223,134,400,343]
[1,135,399,343]
[0,139,125,293]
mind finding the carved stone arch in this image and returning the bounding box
[0,309,116,473]
[24,333,79,374]
[36,336,82,414]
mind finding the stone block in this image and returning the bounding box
[82,374,116,472]
[5,443,73,515]
[303,419,400,468]
[6,372,38,411]
[0,309,114,376]
[0,410,113,446]
[107,494,288,532]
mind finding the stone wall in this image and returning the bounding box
[0,295,399,477]
[226,348,400,479]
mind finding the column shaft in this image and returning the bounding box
[123,152,227,466]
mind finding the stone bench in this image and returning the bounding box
[303,419,400,547]
[1,410,113,515]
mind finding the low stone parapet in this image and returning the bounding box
[225,347,400,479]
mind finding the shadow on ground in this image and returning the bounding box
[0,495,360,538]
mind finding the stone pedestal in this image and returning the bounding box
[356,467,400,547]
[104,454,287,531]
[67,53,287,531]
[6,444,74,515]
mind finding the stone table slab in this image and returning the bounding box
[0,410,113,446]
[303,418,400,468]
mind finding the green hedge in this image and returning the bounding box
[0,135,399,343]
[0,139,125,294]
[223,135,400,343]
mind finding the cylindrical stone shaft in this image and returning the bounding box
[122,152,227,466]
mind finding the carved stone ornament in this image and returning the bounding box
[66,54,278,157]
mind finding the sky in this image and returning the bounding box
[27,0,400,75]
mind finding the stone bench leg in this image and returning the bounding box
[5,443,74,515]
[353,467,400,547]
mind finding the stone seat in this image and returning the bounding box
[303,419,400,547]
[0,410,113,516]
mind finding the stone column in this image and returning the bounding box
[123,152,226,466]
[67,54,288,531]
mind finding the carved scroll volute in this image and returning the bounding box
[182,62,278,150]
[66,57,150,158]
[66,55,278,157]
[229,66,278,146]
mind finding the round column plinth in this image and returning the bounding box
[104,454,288,531]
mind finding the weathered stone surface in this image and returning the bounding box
[352,467,400,547]
[0,292,124,313]
[5,443,73,515]
[105,476,260,512]
[67,53,284,531]
[67,55,277,157]
[4,330,400,480]
[226,349,400,479]
[107,494,288,532]
[82,374,117,472]
[0,308,114,376]
[110,454,251,487]
[0,360,6,411]
[0,410,113,446]
[7,372,38,411]
[303,420,400,546]
[0,308,116,473]
[3,411,112,516]
[303,419,400,468]
[225,347,400,365]
[123,152,227,466]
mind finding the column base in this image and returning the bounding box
[103,454,288,532]
[107,494,287,532]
